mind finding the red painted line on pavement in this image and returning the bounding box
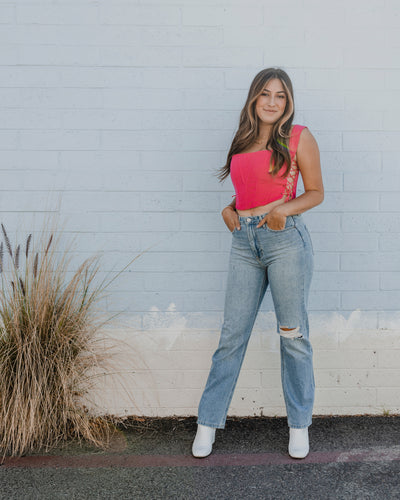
[2,447,400,468]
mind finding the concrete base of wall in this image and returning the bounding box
[87,311,400,418]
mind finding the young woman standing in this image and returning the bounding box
[192,68,324,459]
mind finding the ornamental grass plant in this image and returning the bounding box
[0,219,133,457]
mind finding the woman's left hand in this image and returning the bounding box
[256,210,287,230]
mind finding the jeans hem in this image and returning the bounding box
[287,422,312,429]
[197,419,225,430]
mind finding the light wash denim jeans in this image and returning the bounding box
[197,212,315,429]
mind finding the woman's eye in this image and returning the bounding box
[261,93,285,98]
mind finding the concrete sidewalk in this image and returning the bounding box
[1,416,399,499]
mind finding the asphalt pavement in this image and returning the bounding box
[1,415,399,499]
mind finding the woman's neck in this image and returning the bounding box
[257,124,272,141]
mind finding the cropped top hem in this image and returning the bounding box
[230,124,307,210]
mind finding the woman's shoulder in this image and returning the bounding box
[290,124,308,136]
[289,124,308,153]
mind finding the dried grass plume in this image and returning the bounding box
[0,219,139,458]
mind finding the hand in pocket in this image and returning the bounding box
[257,211,287,230]
[222,206,241,233]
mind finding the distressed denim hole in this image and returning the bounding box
[279,326,303,339]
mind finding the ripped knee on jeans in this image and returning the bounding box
[279,326,303,339]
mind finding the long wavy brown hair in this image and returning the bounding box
[217,67,295,182]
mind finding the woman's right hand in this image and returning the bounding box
[222,206,241,233]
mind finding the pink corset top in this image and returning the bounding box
[230,124,307,210]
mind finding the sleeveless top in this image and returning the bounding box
[230,124,307,210]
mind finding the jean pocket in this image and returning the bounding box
[265,224,286,232]
[264,216,294,232]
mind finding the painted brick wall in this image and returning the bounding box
[1,0,399,418]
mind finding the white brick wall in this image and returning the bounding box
[2,0,400,418]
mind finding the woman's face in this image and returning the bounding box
[255,78,287,126]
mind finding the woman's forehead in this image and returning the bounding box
[262,79,285,92]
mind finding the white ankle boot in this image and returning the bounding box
[288,427,309,458]
[192,424,216,458]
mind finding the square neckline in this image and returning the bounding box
[232,149,272,157]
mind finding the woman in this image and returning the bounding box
[192,68,324,459]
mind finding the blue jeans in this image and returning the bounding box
[197,213,315,429]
